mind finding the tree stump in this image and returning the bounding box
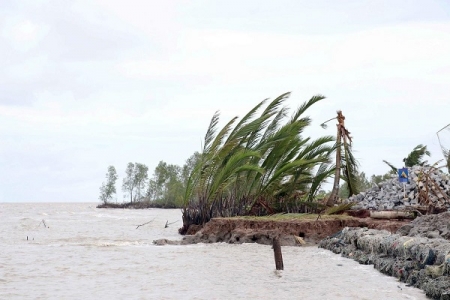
[273,237,284,270]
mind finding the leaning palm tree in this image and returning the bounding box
[180,92,335,231]
[321,111,359,207]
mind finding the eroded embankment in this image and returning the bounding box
[319,212,450,300]
[154,215,409,246]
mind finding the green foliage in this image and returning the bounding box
[339,171,371,199]
[370,173,393,185]
[99,166,118,204]
[315,189,329,200]
[182,92,335,226]
[122,162,149,202]
[147,153,201,208]
[404,144,430,167]
[382,144,431,175]
[382,160,398,174]
[341,139,359,197]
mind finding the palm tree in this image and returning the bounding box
[383,144,431,173]
[180,92,335,230]
[321,111,359,207]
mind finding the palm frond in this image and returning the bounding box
[307,162,334,202]
[227,99,267,143]
[208,150,261,199]
[382,160,398,174]
[260,158,324,195]
[342,140,359,196]
[208,116,238,157]
[289,94,326,124]
[203,111,220,154]
[404,144,430,167]
[245,93,290,147]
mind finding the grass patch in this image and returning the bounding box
[221,213,353,222]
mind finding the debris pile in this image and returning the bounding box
[347,166,450,212]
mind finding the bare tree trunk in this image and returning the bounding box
[327,124,341,207]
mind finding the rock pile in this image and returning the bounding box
[319,212,450,299]
[347,166,450,211]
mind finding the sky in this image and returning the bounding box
[1,0,450,202]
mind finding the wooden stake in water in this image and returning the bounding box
[273,237,284,270]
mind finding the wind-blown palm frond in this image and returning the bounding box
[383,160,398,174]
[259,158,324,195]
[289,94,326,124]
[208,150,262,199]
[260,107,288,142]
[341,140,359,197]
[307,162,334,202]
[226,99,267,144]
[203,111,220,154]
[207,116,238,159]
[245,94,289,150]
[296,136,335,160]
[404,144,430,167]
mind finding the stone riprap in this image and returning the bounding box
[347,166,450,211]
[319,212,450,299]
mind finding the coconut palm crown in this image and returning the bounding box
[181,92,335,229]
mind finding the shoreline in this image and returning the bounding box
[319,212,450,300]
[154,212,450,299]
[154,213,410,246]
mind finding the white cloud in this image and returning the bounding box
[1,17,49,52]
[1,0,450,202]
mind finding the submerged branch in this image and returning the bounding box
[135,217,156,229]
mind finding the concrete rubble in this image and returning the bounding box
[346,166,450,211]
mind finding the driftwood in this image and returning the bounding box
[135,217,156,229]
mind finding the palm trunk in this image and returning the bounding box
[326,125,341,207]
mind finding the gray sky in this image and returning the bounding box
[1,0,450,202]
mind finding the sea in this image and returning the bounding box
[0,202,428,300]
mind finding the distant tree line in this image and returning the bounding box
[98,153,200,208]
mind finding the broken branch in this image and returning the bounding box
[165,220,179,228]
[135,217,156,229]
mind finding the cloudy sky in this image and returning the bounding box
[1,0,449,202]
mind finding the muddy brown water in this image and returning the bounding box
[1,203,427,299]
